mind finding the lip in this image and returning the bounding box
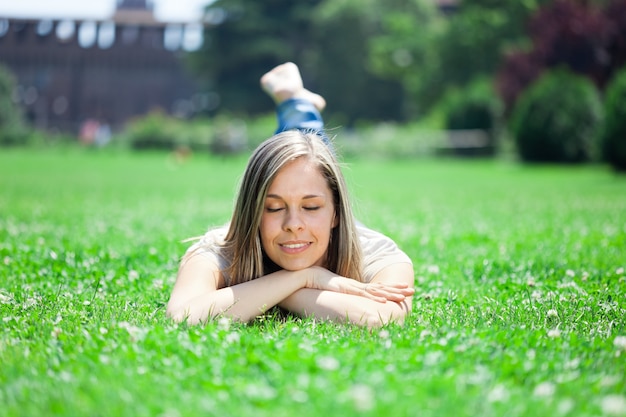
[279,241,312,254]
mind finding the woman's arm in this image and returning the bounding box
[166,254,305,324]
[278,263,415,327]
[165,255,410,325]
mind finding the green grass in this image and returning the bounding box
[1,148,625,417]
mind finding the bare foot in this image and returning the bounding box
[260,62,326,111]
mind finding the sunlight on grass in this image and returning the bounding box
[1,149,625,417]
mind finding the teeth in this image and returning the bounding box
[282,243,307,249]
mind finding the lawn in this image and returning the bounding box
[0,148,625,417]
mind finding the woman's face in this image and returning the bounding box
[260,157,338,271]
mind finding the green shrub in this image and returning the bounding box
[0,64,28,146]
[123,111,179,151]
[122,111,213,152]
[439,78,500,156]
[441,78,501,156]
[444,79,498,131]
[510,68,603,163]
[601,67,626,172]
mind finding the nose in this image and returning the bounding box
[283,209,304,232]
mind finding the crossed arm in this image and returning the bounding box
[166,254,415,328]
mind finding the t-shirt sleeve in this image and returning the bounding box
[358,224,413,283]
[180,224,232,285]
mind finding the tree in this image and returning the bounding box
[368,0,546,117]
[188,0,323,115]
[496,0,626,115]
[510,69,603,163]
[0,64,26,146]
[313,0,409,123]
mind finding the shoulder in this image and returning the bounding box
[356,223,413,282]
[181,223,232,285]
[183,224,227,255]
[356,223,408,257]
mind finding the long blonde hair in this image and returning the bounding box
[223,130,363,284]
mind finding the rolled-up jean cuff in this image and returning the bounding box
[275,98,331,148]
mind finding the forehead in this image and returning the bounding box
[267,157,330,196]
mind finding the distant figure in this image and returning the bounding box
[79,119,110,147]
[79,119,100,145]
[166,63,414,327]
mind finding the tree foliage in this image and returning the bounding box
[0,64,26,146]
[188,0,323,115]
[510,69,603,163]
[496,0,626,115]
[189,0,410,124]
[601,68,626,171]
[187,0,549,122]
[368,0,545,115]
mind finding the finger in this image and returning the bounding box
[376,282,410,289]
[369,284,414,296]
[358,287,387,303]
[370,286,413,302]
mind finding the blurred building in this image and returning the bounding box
[0,0,208,135]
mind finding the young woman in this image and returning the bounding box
[166,63,414,327]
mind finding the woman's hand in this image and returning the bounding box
[304,266,414,303]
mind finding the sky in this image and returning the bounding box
[0,0,214,22]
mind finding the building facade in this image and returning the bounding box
[0,0,206,135]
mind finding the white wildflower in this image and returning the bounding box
[600,375,621,388]
[217,316,231,331]
[118,321,147,342]
[601,395,626,415]
[533,382,556,398]
[614,336,626,350]
[291,391,308,403]
[548,329,561,338]
[225,332,240,344]
[0,291,13,304]
[23,297,38,309]
[547,309,559,318]
[566,269,575,277]
[51,327,62,339]
[128,270,139,281]
[616,267,625,275]
[316,356,340,371]
[50,250,58,260]
[349,384,375,412]
[557,398,575,415]
[245,383,277,401]
[427,265,440,274]
[487,384,509,403]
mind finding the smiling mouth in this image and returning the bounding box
[280,242,310,249]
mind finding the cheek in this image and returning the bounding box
[259,214,283,247]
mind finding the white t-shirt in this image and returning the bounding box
[183,223,412,285]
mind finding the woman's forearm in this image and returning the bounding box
[167,269,307,324]
[278,288,412,327]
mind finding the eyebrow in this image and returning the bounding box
[265,194,325,200]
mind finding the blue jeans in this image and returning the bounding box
[275,98,331,148]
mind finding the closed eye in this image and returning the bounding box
[265,207,284,213]
[304,207,320,211]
